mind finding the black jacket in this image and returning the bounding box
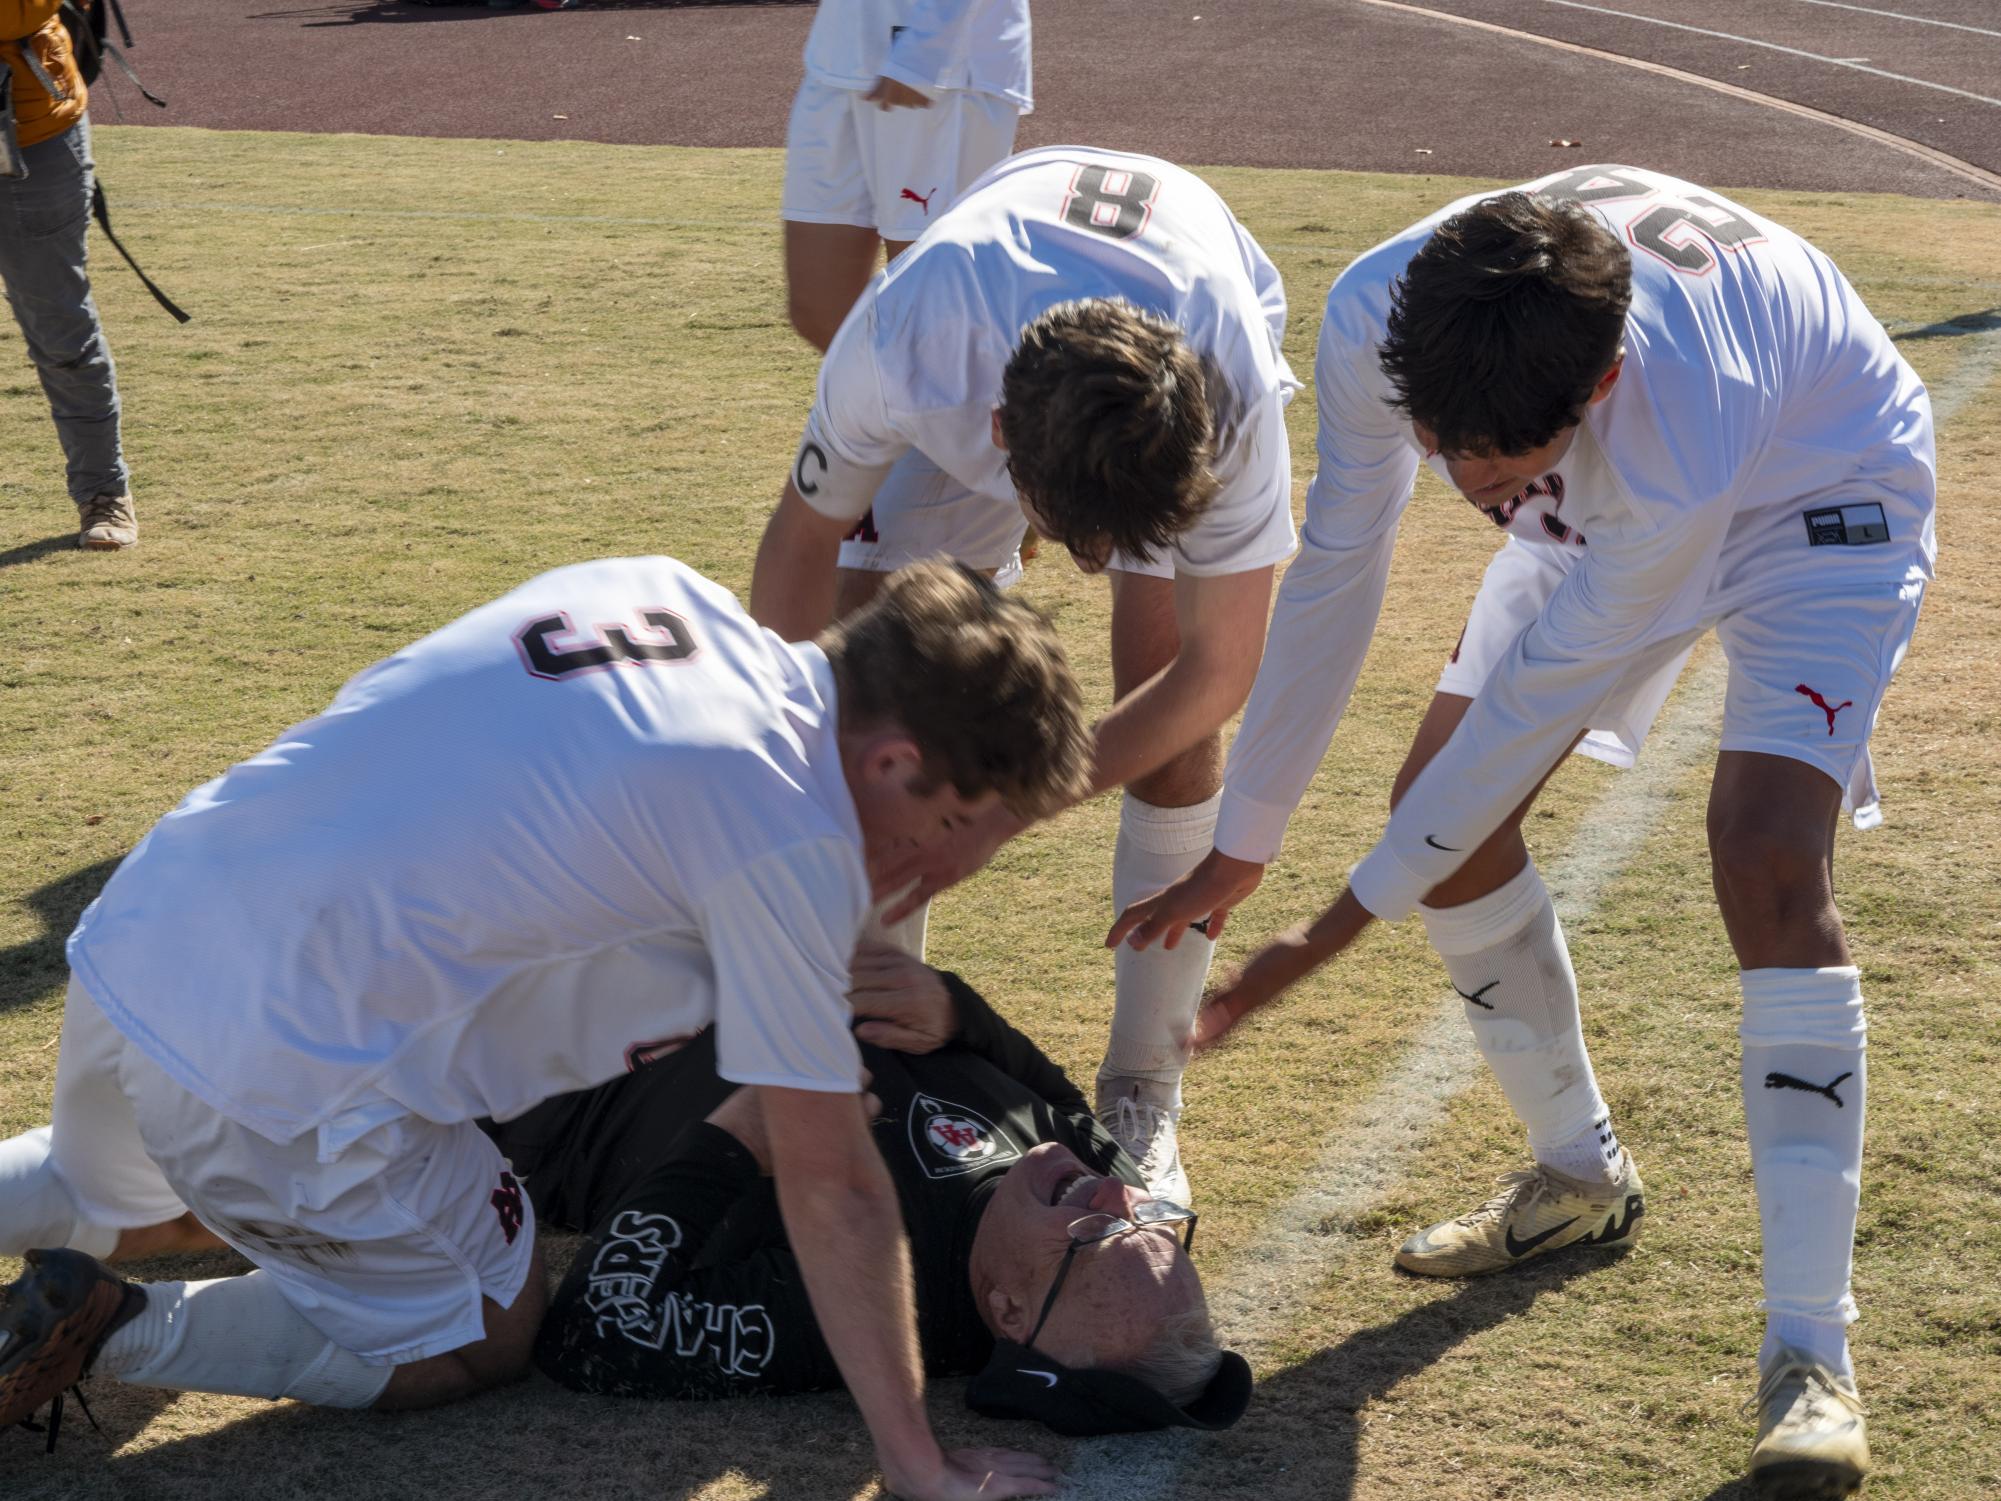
[488,974,1140,1399]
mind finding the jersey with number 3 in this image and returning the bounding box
[795,145,1299,576]
[68,557,871,1147]
[1217,165,1936,905]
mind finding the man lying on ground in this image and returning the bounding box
[501,942,1252,1436]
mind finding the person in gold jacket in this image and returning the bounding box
[3,2,136,549]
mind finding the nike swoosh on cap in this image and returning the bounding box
[1023,1370,1060,1388]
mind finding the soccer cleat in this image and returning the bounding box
[0,1249,144,1445]
[76,493,138,551]
[1095,1081,1190,1207]
[1394,1150,1646,1277]
[1749,1349,1869,1499]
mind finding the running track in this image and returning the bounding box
[102,0,2001,200]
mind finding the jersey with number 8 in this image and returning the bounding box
[794,145,1300,578]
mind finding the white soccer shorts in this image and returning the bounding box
[834,448,1176,583]
[1440,521,1927,825]
[52,979,536,1365]
[781,79,1021,244]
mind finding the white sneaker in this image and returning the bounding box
[1094,1079,1190,1207]
[1394,1150,1646,1277]
[1749,1348,1869,1498]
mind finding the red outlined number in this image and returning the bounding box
[1538,164,1763,277]
[1060,164,1161,241]
[515,607,700,681]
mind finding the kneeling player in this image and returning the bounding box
[507,943,1250,1435]
[1114,166,1933,1497]
[0,558,1088,1501]
[752,145,1300,1206]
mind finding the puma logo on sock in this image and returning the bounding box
[1763,1070,1854,1108]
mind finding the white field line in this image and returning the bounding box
[1530,0,2001,107]
[1062,648,1728,1493]
[1777,0,2001,42]
[1924,328,2001,428]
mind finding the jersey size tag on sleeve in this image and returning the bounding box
[1804,502,1889,547]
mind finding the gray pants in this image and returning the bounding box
[0,117,127,505]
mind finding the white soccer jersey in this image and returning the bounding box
[1216,164,1936,919]
[803,0,1032,110]
[68,558,871,1149]
[794,145,1300,578]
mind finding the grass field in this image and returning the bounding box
[2,127,1998,1500]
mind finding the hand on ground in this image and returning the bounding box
[884,1446,1060,1499]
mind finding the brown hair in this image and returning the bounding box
[822,562,1092,819]
[1380,192,1631,456]
[998,299,1219,566]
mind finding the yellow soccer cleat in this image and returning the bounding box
[1749,1349,1869,1499]
[1395,1151,1646,1277]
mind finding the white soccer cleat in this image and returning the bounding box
[1094,1080,1190,1208]
[1749,1348,1869,1499]
[1394,1150,1646,1277]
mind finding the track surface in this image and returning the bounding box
[104,0,2001,199]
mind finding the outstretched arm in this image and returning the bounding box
[765,1087,1057,1501]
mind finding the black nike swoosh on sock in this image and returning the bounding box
[1503,1217,1578,1258]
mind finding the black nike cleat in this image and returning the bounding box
[1394,1151,1646,1277]
[1,1249,145,1448]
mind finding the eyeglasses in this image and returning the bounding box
[1023,1200,1198,1349]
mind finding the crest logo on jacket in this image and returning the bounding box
[908,1093,1021,1179]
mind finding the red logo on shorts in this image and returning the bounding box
[1795,683,1853,736]
[491,1171,525,1246]
[900,186,937,214]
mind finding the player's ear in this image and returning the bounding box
[860,732,925,792]
[990,406,1006,451]
[1587,354,1624,405]
[985,1284,1034,1342]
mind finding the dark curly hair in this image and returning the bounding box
[997,299,1219,567]
[1380,192,1631,456]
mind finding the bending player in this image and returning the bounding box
[0,557,1089,1501]
[508,943,1250,1435]
[1112,166,1933,1498]
[752,145,1300,1204]
[783,0,1032,351]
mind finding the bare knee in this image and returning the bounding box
[1707,808,1839,933]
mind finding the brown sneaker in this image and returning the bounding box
[77,493,138,550]
[0,1249,146,1441]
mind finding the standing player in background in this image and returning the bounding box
[0,557,1086,1501]
[751,145,1299,1207]
[1113,166,1933,1498]
[782,0,1031,353]
[1,1,136,548]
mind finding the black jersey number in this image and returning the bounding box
[516,608,698,681]
[1537,164,1761,276]
[1061,164,1161,240]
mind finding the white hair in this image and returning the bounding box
[1116,1306,1224,1407]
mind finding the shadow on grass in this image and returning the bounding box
[1892,307,2001,342]
[1212,1253,1630,1500]
[1,857,121,1017]
[0,534,79,570]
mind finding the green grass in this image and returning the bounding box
[2,127,1998,1499]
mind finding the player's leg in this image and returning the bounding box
[831,458,1028,955]
[0,979,194,1263]
[780,81,881,352]
[1708,560,1923,1496]
[1,1019,543,1427]
[1393,541,1673,1276]
[1094,568,1222,1206]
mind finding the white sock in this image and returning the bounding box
[1420,862,1621,1184]
[96,1272,393,1408]
[1742,966,1865,1381]
[1099,792,1221,1112]
[0,1126,119,1260]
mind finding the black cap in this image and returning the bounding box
[965,1340,1253,1436]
